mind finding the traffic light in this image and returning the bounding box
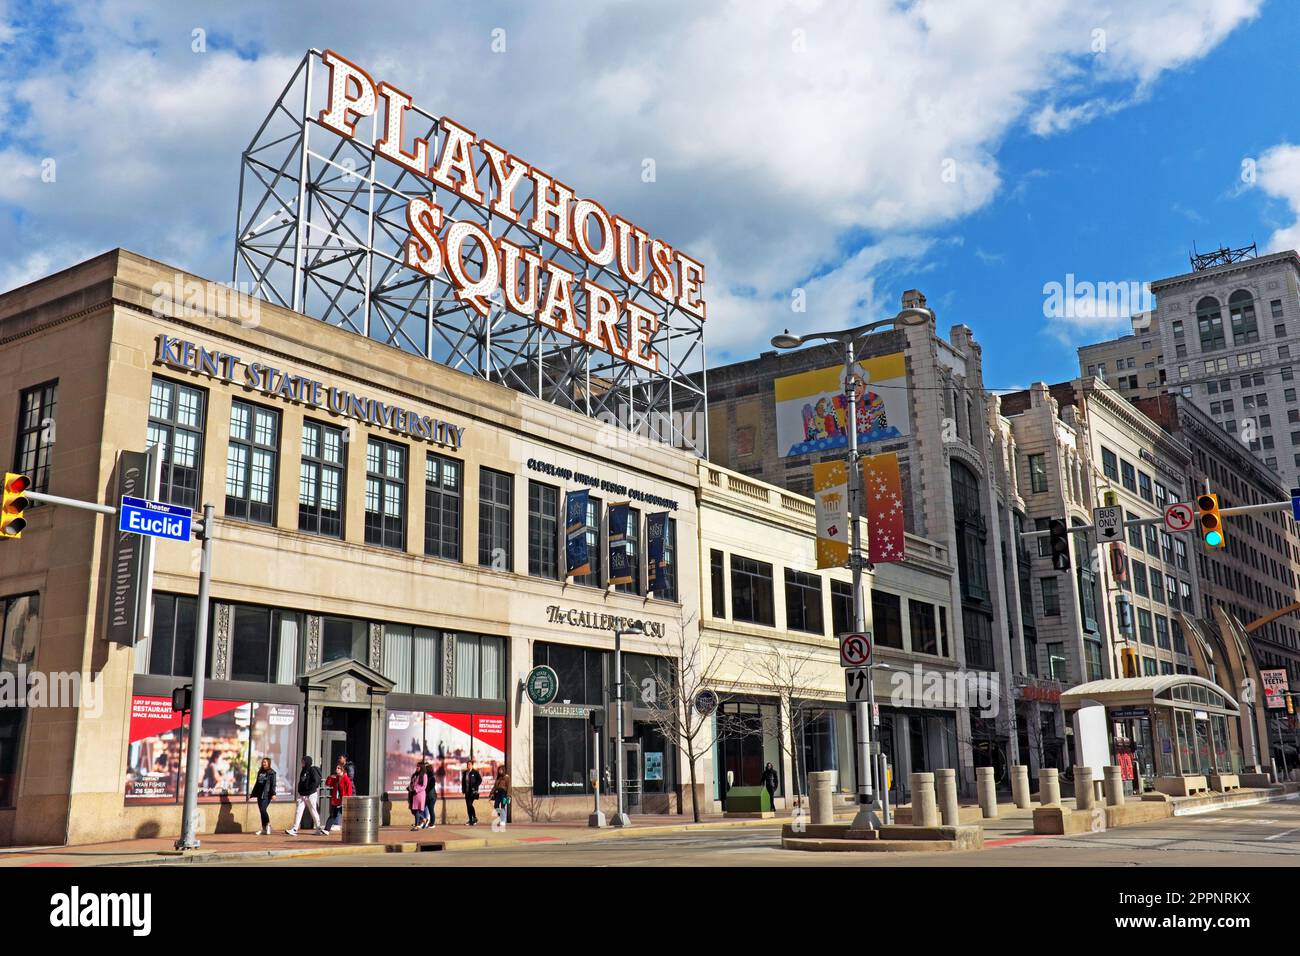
[1,473,31,539]
[1120,647,1139,679]
[1048,517,1070,571]
[1196,493,1224,549]
[1288,693,1295,716]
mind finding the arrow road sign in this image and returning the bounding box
[1092,505,1121,542]
[845,666,870,702]
[1164,502,1194,533]
[839,631,872,668]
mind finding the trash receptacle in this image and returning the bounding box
[341,795,380,845]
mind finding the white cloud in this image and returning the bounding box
[0,0,1262,359]
[1255,144,1300,254]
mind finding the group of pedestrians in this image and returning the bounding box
[251,754,511,835]
[252,754,356,836]
[407,759,510,828]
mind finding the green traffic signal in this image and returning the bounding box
[1204,530,1223,547]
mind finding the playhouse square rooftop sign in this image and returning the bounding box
[317,50,707,374]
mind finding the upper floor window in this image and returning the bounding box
[710,549,726,617]
[731,555,774,626]
[1197,296,1225,352]
[652,516,678,602]
[299,421,345,538]
[527,480,560,580]
[424,454,462,561]
[13,381,57,494]
[1228,290,1258,345]
[1120,460,1136,493]
[575,496,603,588]
[1101,447,1118,481]
[784,569,824,634]
[831,579,853,635]
[1027,454,1048,493]
[478,468,513,570]
[225,400,279,525]
[365,437,407,550]
[613,507,641,594]
[148,377,206,510]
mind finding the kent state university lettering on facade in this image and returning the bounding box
[154,334,466,448]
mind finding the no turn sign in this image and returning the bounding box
[1164,502,1194,533]
[839,632,872,668]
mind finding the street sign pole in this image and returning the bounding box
[843,335,880,832]
[176,503,214,851]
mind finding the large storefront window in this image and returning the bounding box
[532,643,606,796]
[143,594,198,677]
[322,615,367,664]
[0,594,41,807]
[382,625,440,695]
[452,634,505,700]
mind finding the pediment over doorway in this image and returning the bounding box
[299,658,395,704]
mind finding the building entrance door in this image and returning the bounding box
[623,741,643,813]
[321,706,371,795]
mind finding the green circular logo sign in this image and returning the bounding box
[526,665,559,706]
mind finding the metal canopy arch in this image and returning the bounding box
[234,49,708,456]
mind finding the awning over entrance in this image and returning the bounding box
[1060,675,1239,715]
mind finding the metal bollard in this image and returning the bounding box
[807,771,834,826]
[1103,766,1125,806]
[1038,767,1061,806]
[976,766,998,818]
[935,768,960,826]
[1074,767,1094,810]
[910,772,939,827]
[1010,765,1031,809]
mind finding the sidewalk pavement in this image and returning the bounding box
[0,812,804,867]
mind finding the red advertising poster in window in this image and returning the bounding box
[382,710,507,796]
[124,695,298,802]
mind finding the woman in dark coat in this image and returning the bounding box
[251,757,276,835]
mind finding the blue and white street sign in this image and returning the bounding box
[1290,488,1300,522]
[119,495,192,541]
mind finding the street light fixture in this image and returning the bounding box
[612,622,645,827]
[770,305,933,831]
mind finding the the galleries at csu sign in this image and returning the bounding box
[315,50,708,373]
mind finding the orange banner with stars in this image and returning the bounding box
[813,460,849,568]
[864,452,904,563]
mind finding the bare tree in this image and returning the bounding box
[744,643,830,806]
[640,611,746,822]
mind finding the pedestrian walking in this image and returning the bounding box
[463,761,483,826]
[286,755,327,835]
[324,755,354,833]
[489,765,511,826]
[761,762,779,811]
[409,760,431,831]
[250,757,276,835]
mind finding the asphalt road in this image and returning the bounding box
[200,798,1300,867]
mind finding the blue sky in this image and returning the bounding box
[1,1,1297,391]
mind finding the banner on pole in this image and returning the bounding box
[864,452,905,564]
[565,489,591,578]
[647,511,670,593]
[608,502,633,586]
[813,461,849,569]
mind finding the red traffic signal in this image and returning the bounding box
[1,473,32,539]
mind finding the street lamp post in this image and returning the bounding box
[771,307,932,831]
[612,622,644,827]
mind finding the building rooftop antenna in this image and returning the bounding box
[1189,241,1258,272]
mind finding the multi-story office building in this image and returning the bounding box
[1001,378,1201,682]
[1151,249,1300,480]
[1078,311,1164,400]
[705,292,1028,783]
[699,459,963,807]
[0,251,704,845]
[1135,393,1300,702]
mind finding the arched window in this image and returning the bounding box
[1197,296,1224,352]
[1228,290,1258,345]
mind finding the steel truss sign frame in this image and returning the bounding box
[233,49,708,456]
